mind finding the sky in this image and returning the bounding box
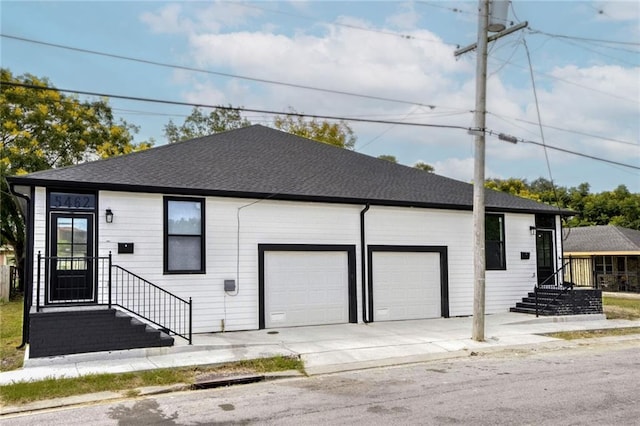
[2,1,639,193]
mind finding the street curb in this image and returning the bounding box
[0,370,305,416]
[302,333,640,376]
[2,335,639,416]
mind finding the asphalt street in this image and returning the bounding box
[3,338,639,425]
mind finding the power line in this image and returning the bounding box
[0,81,470,131]
[527,28,640,47]
[236,2,449,44]
[4,80,638,171]
[487,130,640,171]
[523,38,561,209]
[1,33,451,111]
[487,50,640,105]
[487,113,639,147]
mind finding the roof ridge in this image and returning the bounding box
[613,225,640,248]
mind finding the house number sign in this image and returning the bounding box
[49,192,96,210]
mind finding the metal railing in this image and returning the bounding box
[35,252,192,344]
[111,265,192,344]
[535,260,573,317]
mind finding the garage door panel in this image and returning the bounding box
[265,251,349,328]
[372,251,441,321]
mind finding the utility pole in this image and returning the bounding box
[471,0,489,342]
[454,1,527,342]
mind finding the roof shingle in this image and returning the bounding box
[563,225,640,253]
[10,125,568,214]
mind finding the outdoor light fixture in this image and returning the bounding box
[105,209,114,223]
[529,226,536,236]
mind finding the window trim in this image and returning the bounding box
[163,196,206,274]
[485,213,506,271]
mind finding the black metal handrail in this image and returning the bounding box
[111,264,192,344]
[35,252,192,344]
[36,253,111,311]
[535,260,573,317]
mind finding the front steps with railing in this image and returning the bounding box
[510,287,603,316]
[29,307,174,358]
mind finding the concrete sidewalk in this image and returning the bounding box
[3,312,640,387]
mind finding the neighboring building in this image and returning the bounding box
[8,125,572,356]
[0,246,14,266]
[563,225,640,292]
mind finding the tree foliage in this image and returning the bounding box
[1,68,151,289]
[273,110,356,150]
[164,106,251,143]
[485,177,640,230]
[378,154,398,163]
[413,161,434,173]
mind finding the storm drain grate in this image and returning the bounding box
[191,374,266,390]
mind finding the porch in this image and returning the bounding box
[564,255,640,293]
[30,253,192,358]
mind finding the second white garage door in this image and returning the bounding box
[264,251,350,328]
[372,251,442,321]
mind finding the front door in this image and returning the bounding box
[49,213,95,303]
[536,230,555,286]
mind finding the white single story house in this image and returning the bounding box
[8,125,572,356]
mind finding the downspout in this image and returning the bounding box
[360,203,370,323]
[8,183,34,349]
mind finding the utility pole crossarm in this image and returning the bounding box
[454,21,528,57]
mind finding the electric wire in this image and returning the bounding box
[0,81,470,131]
[527,28,640,47]
[487,113,639,147]
[3,82,638,171]
[486,130,640,171]
[235,2,450,44]
[487,53,639,105]
[0,34,450,111]
[523,38,561,209]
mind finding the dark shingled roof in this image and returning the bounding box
[9,125,568,214]
[563,226,640,253]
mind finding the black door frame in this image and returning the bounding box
[367,245,449,322]
[258,244,357,329]
[535,231,557,286]
[47,212,96,304]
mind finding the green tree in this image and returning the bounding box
[273,110,356,150]
[378,155,398,163]
[413,161,434,172]
[485,176,640,231]
[1,68,151,289]
[164,106,251,143]
[484,178,541,202]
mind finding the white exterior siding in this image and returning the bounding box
[365,207,474,317]
[485,214,538,313]
[29,187,556,332]
[98,192,361,333]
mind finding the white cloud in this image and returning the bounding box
[140,2,639,190]
[139,2,262,35]
[431,157,502,183]
[386,2,420,30]
[140,4,194,34]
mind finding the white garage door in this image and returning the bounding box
[372,251,441,321]
[264,251,349,328]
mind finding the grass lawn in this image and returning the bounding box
[545,296,640,340]
[0,297,25,372]
[0,356,304,405]
[603,296,640,320]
